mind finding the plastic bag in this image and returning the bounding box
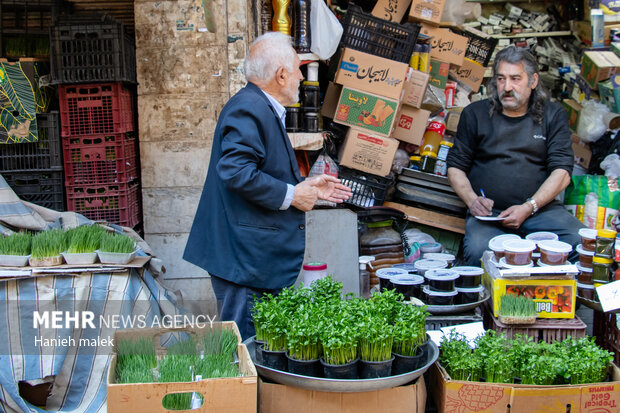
[564,174,620,229]
[310,0,343,60]
[600,153,620,179]
[577,100,610,143]
[309,152,339,206]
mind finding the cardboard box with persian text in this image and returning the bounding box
[581,50,620,90]
[401,69,430,108]
[372,0,412,23]
[339,127,400,176]
[419,25,468,66]
[107,322,257,413]
[408,0,446,25]
[334,86,399,137]
[259,375,427,413]
[430,362,620,413]
[391,105,431,145]
[449,58,486,92]
[335,48,408,100]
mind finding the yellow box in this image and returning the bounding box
[482,253,577,319]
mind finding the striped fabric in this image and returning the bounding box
[0,175,49,231]
[0,270,182,412]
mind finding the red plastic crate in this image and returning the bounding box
[65,180,140,227]
[63,132,138,185]
[59,82,134,137]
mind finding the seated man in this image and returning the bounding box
[446,46,584,266]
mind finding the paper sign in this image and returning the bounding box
[440,322,486,348]
[596,280,620,312]
[427,330,445,347]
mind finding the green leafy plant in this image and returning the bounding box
[440,331,483,381]
[310,276,343,304]
[31,229,66,258]
[0,232,31,256]
[320,299,359,365]
[115,337,156,384]
[499,294,537,318]
[66,225,106,254]
[393,304,428,357]
[286,302,322,361]
[99,232,135,253]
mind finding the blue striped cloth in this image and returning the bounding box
[0,270,182,412]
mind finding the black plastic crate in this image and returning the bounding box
[340,4,420,63]
[0,112,62,172]
[3,168,64,210]
[339,166,392,208]
[50,18,136,84]
[453,28,498,67]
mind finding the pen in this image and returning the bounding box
[480,189,486,198]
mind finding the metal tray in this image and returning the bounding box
[424,288,491,315]
[243,337,439,392]
[577,295,620,314]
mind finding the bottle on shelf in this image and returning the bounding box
[420,112,446,173]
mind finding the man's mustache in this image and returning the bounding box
[500,90,518,99]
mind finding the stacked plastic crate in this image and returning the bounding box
[51,16,141,228]
[0,112,65,210]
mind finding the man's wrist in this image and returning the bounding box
[525,197,538,215]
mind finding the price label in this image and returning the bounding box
[596,280,620,312]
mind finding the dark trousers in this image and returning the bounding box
[209,275,280,341]
[463,202,585,266]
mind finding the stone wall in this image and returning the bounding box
[134,0,255,311]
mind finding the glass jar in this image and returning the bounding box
[595,229,617,258]
[592,256,613,283]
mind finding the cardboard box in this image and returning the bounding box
[391,105,431,145]
[408,0,446,25]
[430,362,620,413]
[445,108,462,134]
[259,375,427,413]
[482,252,577,319]
[581,51,620,90]
[572,134,592,169]
[339,127,400,176]
[322,81,343,118]
[401,69,430,108]
[573,20,620,46]
[372,0,412,23]
[419,25,468,66]
[429,60,450,89]
[562,99,583,131]
[335,48,408,100]
[288,132,324,150]
[449,58,486,92]
[107,322,258,413]
[598,78,620,113]
[334,86,400,137]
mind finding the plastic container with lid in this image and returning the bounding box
[595,229,617,258]
[414,258,448,277]
[424,268,460,292]
[576,244,594,268]
[360,220,402,247]
[488,234,521,260]
[390,274,425,300]
[525,231,559,252]
[576,262,593,284]
[538,240,572,266]
[498,257,534,269]
[592,256,613,283]
[302,262,327,285]
[376,267,409,291]
[577,282,596,301]
[579,228,597,252]
[391,263,418,274]
[422,285,458,306]
[456,285,485,304]
[420,242,442,253]
[422,252,455,266]
[502,239,536,266]
[452,266,484,288]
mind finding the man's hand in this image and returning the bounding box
[499,203,532,229]
[304,174,352,203]
[469,196,494,217]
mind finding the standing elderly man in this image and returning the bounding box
[447,46,584,266]
[183,32,351,340]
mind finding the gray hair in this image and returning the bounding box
[487,45,548,124]
[244,32,296,84]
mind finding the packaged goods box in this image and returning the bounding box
[449,58,486,92]
[107,322,258,413]
[372,0,412,24]
[598,78,620,113]
[408,0,446,25]
[482,252,577,319]
[581,51,620,90]
[339,127,399,177]
[571,134,592,169]
[391,105,431,145]
[419,25,468,66]
[334,86,399,137]
[429,60,450,89]
[259,375,427,413]
[430,362,620,413]
[562,99,583,131]
[401,69,430,108]
[334,48,409,100]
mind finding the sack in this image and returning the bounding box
[310,0,343,60]
[564,174,620,229]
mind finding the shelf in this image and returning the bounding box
[383,201,466,234]
[491,31,573,39]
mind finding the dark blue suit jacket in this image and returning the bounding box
[183,83,305,290]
